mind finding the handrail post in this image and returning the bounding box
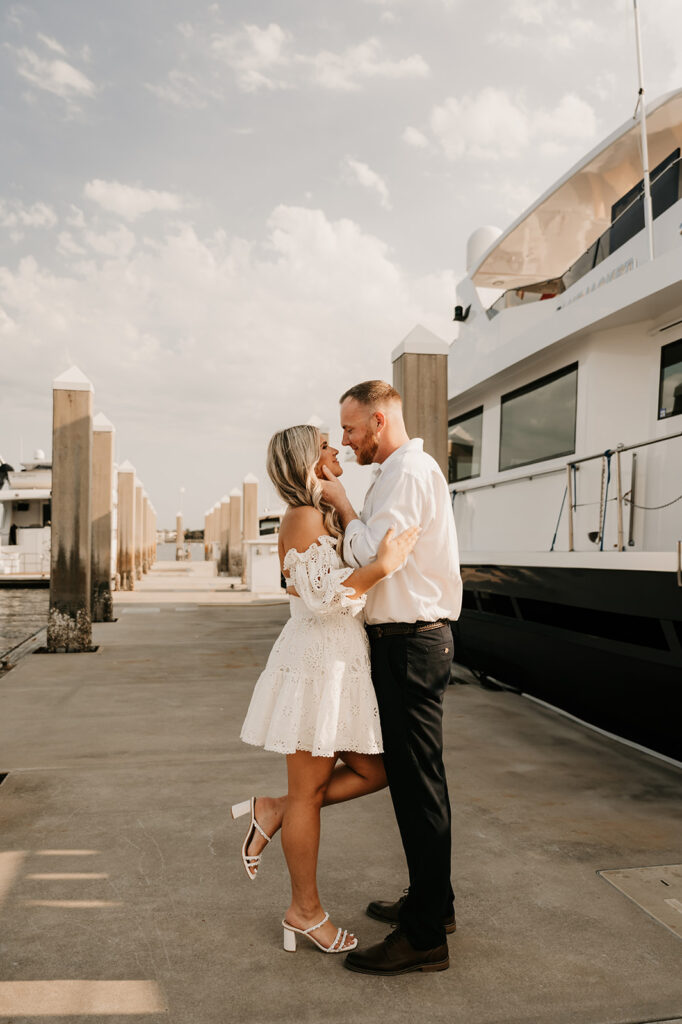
[616,448,625,551]
[566,464,574,551]
[627,452,637,546]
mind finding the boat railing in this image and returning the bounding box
[449,428,682,564]
[486,149,682,319]
[565,428,682,553]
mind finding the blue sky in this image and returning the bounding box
[2,0,681,524]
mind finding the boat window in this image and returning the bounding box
[610,148,680,255]
[658,338,682,419]
[499,364,577,471]
[448,406,483,482]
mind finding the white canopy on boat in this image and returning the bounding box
[471,89,682,289]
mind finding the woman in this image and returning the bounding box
[234,425,419,955]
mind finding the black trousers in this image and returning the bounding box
[369,624,455,950]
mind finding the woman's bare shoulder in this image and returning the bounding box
[279,506,327,553]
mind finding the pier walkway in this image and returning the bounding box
[0,563,681,1023]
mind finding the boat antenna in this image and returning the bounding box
[632,0,655,261]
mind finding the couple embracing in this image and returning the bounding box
[234,379,462,976]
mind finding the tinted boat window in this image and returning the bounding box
[448,407,483,482]
[659,338,682,419]
[500,364,577,471]
[610,148,680,254]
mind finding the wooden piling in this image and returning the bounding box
[242,475,259,583]
[134,484,144,579]
[228,488,242,576]
[176,512,184,561]
[218,496,230,573]
[91,412,115,622]
[392,325,449,477]
[47,366,94,652]
[142,495,151,572]
[116,461,136,591]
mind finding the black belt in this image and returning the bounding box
[365,619,449,640]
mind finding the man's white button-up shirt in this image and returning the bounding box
[343,438,462,626]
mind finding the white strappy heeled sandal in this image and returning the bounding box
[282,912,358,954]
[231,797,272,881]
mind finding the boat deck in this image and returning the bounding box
[0,564,680,1023]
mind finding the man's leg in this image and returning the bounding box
[370,626,454,950]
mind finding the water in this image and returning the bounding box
[0,543,207,656]
[156,542,205,561]
[0,588,49,656]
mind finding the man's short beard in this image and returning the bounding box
[355,433,379,465]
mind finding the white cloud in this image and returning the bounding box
[37,33,67,55]
[83,225,137,259]
[0,204,453,519]
[83,180,184,222]
[146,68,219,110]
[0,199,57,229]
[304,38,429,92]
[431,88,530,161]
[533,93,598,153]
[430,87,598,162]
[402,125,429,148]
[148,24,429,103]
[12,44,95,106]
[345,157,392,209]
[211,22,293,92]
[509,0,557,24]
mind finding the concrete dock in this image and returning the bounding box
[0,563,681,1023]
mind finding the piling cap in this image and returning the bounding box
[243,473,259,485]
[53,365,94,392]
[93,412,115,433]
[391,324,449,362]
[230,487,241,498]
[118,459,136,474]
[220,494,230,504]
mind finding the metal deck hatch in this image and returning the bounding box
[598,863,682,940]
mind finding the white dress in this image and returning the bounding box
[240,535,383,757]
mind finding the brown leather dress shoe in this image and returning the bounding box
[344,928,449,976]
[366,891,456,934]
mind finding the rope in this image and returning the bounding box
[550,486,567,551]
[624,492,682,511]
[599,452,612,551]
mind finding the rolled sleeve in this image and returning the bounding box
[343,473,426,570]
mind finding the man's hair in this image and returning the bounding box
[339,380,402,407]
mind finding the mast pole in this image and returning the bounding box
[633,0,655,261]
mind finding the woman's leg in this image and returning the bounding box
[282,750,355,949]
[247,753,386,861]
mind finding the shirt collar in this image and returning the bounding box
[376,437,423,474]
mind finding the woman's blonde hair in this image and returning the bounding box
[267,425,344,547]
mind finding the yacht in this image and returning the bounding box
[448,88,682,761]
[0,451,51,584]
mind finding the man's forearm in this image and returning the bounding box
[337,499,359,531]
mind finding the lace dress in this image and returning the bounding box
[240,535,383,757]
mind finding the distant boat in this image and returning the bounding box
[0,450,51,585]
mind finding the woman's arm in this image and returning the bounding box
[281,506,419,600]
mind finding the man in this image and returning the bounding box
[321,380,462,976]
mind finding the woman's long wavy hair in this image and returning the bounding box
[267,425,343,549]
